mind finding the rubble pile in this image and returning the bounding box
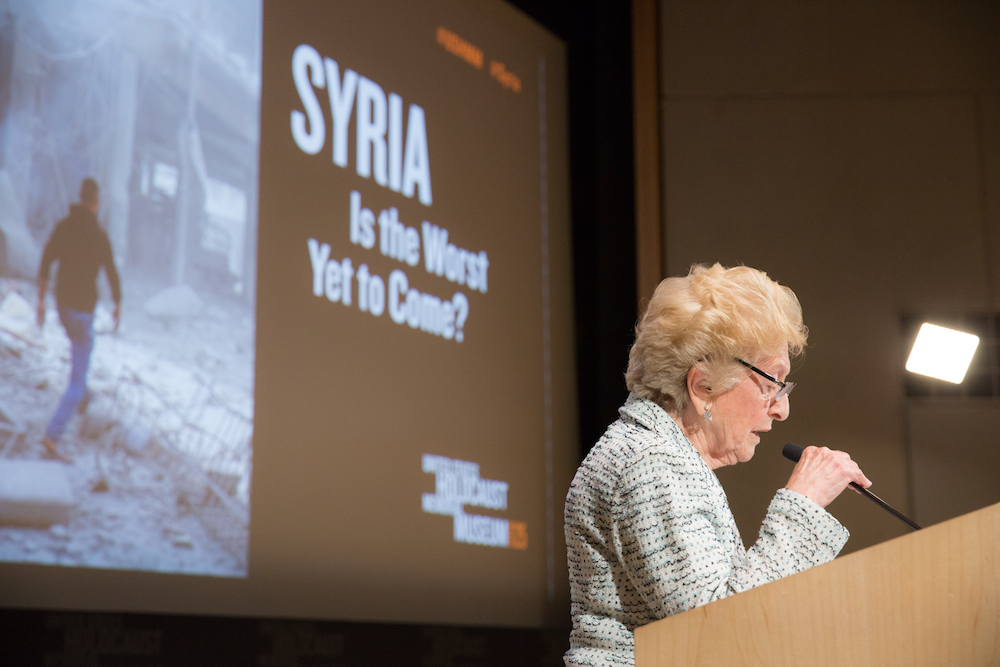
[0,276,254,576]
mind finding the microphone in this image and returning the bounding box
[783,443,921,531]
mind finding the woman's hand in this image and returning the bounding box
[784,446,872,508]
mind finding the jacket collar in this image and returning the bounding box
[619,392,717,477]
[619,392,685,439]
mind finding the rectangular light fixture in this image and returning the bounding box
[905,322,980,384]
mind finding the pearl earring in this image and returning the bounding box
[704,404,713,422]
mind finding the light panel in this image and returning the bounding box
[905,323,980,384]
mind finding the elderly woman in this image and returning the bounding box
[563,264,871,667]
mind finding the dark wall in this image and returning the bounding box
[509,0,638,459]
[658,0,1000,553]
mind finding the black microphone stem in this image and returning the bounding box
[847,483,921,531]
[783,442,921,531]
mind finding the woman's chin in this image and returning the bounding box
[738,438,759,462]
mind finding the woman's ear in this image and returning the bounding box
[686,364,713,413]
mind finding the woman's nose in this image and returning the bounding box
[769,394,790,421]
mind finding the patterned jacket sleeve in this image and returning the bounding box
[614,440,849,619]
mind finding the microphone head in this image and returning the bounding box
[783,442,804,462]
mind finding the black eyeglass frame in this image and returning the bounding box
[735,358,795,401]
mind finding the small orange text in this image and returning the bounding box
[437,27,483,70]
[508,521,528,550]
[489,60,521,94]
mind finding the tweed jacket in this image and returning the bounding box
[564,394,849,667]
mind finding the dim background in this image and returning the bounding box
[4,0,999,665]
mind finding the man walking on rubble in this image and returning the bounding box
[37,177,121,461]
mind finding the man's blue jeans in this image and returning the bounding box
[45,307,94,443]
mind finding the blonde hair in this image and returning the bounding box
[625,263,807,413]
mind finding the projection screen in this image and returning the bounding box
[0,0,575,627]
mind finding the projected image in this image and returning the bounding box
[0,0,260,576]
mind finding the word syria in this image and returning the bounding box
[291,44,432,206]
[293,48,488,344]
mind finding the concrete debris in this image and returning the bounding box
[0,290,32,321]
[93,303,118,334]
[0,330,25,358]
[0,398,25,455]
[0,275,252,576]
[79,410,110,441]
[164,527,194,549]
[114,422,153,458]
[143,285,203,322]
[0,460,74,527]
[0,290,40,348]
[0,169,40,279]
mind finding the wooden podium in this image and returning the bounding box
[634,502,1000,666]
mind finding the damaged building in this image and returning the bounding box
[0,0,261,577]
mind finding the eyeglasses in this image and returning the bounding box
[736,358,795,401]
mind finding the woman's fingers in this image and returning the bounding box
[784,446,871,508]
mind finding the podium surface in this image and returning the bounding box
[634,502,1000,667]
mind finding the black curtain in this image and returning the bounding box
[508,0,638,459]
